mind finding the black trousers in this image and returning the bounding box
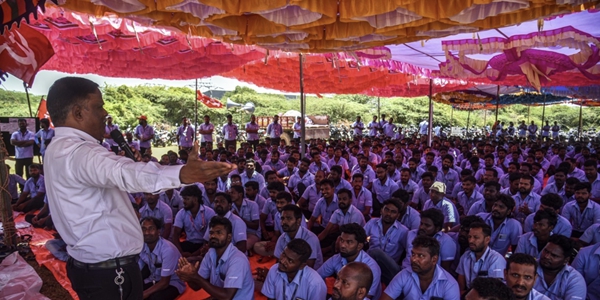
[225,139,237,150]
[15,157,33,178]
[67,257,143,300]
[140,147,150,156]
[248,140,259,151]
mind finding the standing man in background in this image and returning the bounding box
[44,76,235,300]
[135,115,154,155]
[222,114,238,150]
[245,115,260,151]
[177,117,194,151]
[266,115,283,146]
[198,115,214,150]
[35,118,55,160]
[293,116,302,142]
[551,121,560,140]
[10,118,35,178]
[103,115,119,154]
[351,116,364,138]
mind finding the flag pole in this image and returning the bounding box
[195,79,199,142]
[299,53,306,158]
[23,82,33,117]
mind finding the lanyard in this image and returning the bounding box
[189,209,206,232]
[282,269,303,300]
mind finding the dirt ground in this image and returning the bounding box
[27,260,73,300]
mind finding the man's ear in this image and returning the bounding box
[357,286,368,299]
[71,104,84,122]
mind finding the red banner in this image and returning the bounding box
[36,97,54,128]
[0,23,54,86]
[196,90,223,108]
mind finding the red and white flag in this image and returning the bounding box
[0,23,54,86]
[196,90,223,108]
[36,97,54,128]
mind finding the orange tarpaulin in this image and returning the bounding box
[51,0,600,52]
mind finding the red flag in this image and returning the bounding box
[196,90,223,108]
[0,23,54,86]
[36,96,53,128]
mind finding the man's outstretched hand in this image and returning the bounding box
[180,141,236,184]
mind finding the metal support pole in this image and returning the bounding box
[427,79,433,146]
[527,105,531,123]
[24,82,33,117]
[579,101,583,139]
[467,104,472,136]
[483,110,487,126]
[299,54,306,158]
[194,79,198,142]
[450,107,454,128]
[541,94,547,126]
[494,85,500,124]
[377,97,381,120]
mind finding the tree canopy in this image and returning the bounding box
[0,85,595,131]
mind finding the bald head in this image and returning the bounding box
[332,262,373,300]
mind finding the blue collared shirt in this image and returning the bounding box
[534,264,586,300]
[457,190,484,214]
[308,161,330,175]
[8,174,26,199]
[262,264,327,300]
[23,175,45,198]
[351,187,372,212]
[438,169,460,196]
[397,179,419,197]
[364,218,408,261]
[572,243,600,300]
[232,199,260,236]
[300,183,321,211]
[173,206,215,243]
[523,213,572,238]
[333,179,353,194]
[561,200,600,232]
[134,124,154,148]
[512,192,542,223]
[580,223,600,245]
[158,190,183,219]
[411,187,430,209]
[317,250,382,299]
[400,206,421,231]
[456,247,506,288]
[423,198,459,225]
[203,212,247,244]
[198,243,254,300]
[240,171,266,189]
[288,172,314,195]
[467,200,491,216]
[138,237,185,293]
[35,128,55,155]
[351,166,376,187]
[329,205,366,226]
[140,200,173,225]
[274,226,323,269]
[384,264,460,300]
[515,232,546,259]
[477,213,522,256]
[402,230,457,269]
[312,195,338,227]
[11,129,35,158]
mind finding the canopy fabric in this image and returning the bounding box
[221,55,476,97]
[30,6,266,79]
[0,0,51,34]
[541,85,600,99]
[51,0,599,52]
[497,92,570,105]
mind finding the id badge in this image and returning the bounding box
[498,233,507,241]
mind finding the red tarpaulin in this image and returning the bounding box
[196,90,223,108]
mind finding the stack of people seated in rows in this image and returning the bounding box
[10,115,600,300]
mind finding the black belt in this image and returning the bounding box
[69,255,138,270]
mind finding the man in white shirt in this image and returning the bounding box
[44,77,235,300]
[368,115,380,137]
[383,117,397,138]
[198,115,215,150]
[177,117,195,151]
[222,114,238,150]
[245,115,260,151]
[293,116,302,141]
[10,118,35,178]
[351,116,364,137]
[266,115,283,146]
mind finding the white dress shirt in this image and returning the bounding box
[45,127,183,263]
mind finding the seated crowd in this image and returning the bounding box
[12,125,600,300]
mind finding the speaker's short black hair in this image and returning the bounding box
[46,77,100,125]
